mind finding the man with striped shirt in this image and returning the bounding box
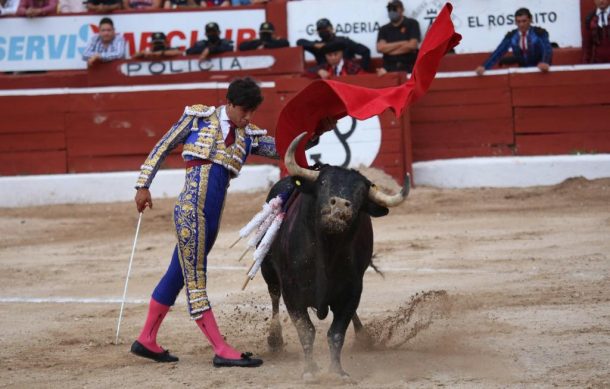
[82,17,126,67]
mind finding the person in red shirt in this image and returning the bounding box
[306,41,365,79]
[17,0,57,16]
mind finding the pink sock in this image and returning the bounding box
[196,309,242,359]
[137,298,170,354]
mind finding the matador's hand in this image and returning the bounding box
[135,188,153,212]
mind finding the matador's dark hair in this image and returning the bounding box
[515,8,532,19]
[99,17,114,27]
[226,77,263,111]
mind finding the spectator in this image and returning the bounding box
[239,22,289,51]
[163,0,196,9]
[583,0,610,63]
[133,32,184,59]
[201,0,228,6]
[82,17,126,66]
[376,0,421,76]
[123,0,160,10]
[306,41,364,79]
[58,0,86,13]
[0,0,20,15]
[475,8,552,75]
[17,0,58,16]
[297,18,371,71]
[186,22,234,61]
[87,0,121,13]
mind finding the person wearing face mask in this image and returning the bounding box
[239,22,290,51]
[186,22,234,61]
[297,18,371,71]
[376,0,421,76]
[583,0,610,63]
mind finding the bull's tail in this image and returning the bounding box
[370,254,385,279]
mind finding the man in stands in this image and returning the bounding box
[17,0,57,16]
[306,41,364,79]
[87,0,121,13]
[239,22,289,51]
[297,18,371,71]
[133,32,184,59]
[186,22,234,61]
[82,17,126,66]
[583,0,610,63]
[376,0,421,76]
[475,8,552,75]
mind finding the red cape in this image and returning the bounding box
[275,3,462,167]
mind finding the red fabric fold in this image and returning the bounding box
[275,3,462,167]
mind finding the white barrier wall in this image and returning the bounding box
[0,165,279,208]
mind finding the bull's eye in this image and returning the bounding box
[330,198,336,205]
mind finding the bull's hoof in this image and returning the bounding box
[302,372,318,383]
[267,333,284,352]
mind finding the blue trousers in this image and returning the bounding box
[152,163,230,319]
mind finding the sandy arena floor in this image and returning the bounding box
[1,175,609,388]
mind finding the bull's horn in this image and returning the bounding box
[368,173,411,207]
[284,132,320,182]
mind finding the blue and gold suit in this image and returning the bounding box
[136,104,278,319]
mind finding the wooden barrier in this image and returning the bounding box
[1,64,609,180]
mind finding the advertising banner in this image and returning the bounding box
[287,0,582,60]
[0,9,265,71]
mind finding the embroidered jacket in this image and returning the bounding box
[136,104,278,189]
[483,27,553,69]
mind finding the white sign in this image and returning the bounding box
[287,0,582,59]
[120,55,275,76]
[306,116,381,168]
[0,9,265,72]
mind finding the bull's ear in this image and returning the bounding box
[364,200,389,217]
[292,176,316,195]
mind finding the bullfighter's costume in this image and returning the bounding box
[136,104,277,316]
[132,104,277,366]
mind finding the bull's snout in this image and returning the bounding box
[321,196,354,233]
[330,197,351,210]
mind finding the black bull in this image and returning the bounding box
[261,133,410,378]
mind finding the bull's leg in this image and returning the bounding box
[352,312,374,349]
[328,293,362,378]
[287,309,318,379]
[267,282,284,351]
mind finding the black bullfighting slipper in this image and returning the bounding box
[130,340,179,363]
[212,352,263,368]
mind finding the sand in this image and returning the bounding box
[1,175,609,388]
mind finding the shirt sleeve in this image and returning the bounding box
[250,135,279,159]
[483,32,512,69]
[82,36,98,61]
[539,30,553,64]
[409,19,421,41]
[40,0,58,14]
[135,113,195,189]
[377,25,387,42]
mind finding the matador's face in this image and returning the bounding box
[226,103,256,128]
